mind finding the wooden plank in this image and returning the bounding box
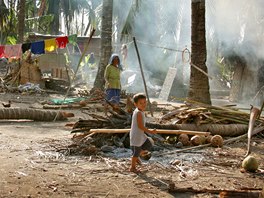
[89,128,210,136]
[159,67,177,101]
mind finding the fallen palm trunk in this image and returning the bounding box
[0,108,73,121]
[89,128,210,136]
[146,123,248,136]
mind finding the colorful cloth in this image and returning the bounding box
[31,41,45,54]
[22,43,31,53]
[0,45,5,58]
[4,44,22,58]
[56,36,69,48]
[45,38,57,52]
[68,34,77,45]
[105,89,120,104]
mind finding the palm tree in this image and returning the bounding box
[61,0,89,35]
[47,0,60,34]
[93,0,113,89]
[17,0,26,43]
[0,0,9,43]
[188,0,211,104]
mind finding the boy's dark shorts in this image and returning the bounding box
[131,138,153,157]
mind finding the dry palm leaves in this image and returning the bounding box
[160,103,264,126]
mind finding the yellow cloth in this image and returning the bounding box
[45,38,57,52]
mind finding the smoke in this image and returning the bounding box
[207,0,264,58]
[113,0,264,103]
[113,0,191,96]
[207,0,264,104]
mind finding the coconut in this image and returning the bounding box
[79,100,87,107]
[242,156,259,172]
[166,136,177,144]
[211,135,223,147]
[190,135,201,146]
[205,135,213,143]
[178,134,190,146]
[200,135,206,144]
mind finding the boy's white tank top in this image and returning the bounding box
[130,108,147,147]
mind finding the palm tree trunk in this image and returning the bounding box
[93,0,113,89]
[48,0,60,34]
[188,0,211,104]
[17,0,26,43]
[229,56,245,102]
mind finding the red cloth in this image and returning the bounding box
[55,36,69,49]
[4,44,22,58]
[0,45,5,58]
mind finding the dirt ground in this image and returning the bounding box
[0,93,263,198]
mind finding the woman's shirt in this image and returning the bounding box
[130,108,147,147]
[104,64,121,89]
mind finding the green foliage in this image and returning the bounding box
[216,57,233,87]
[6,36,17,45]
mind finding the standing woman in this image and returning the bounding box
[104,54,122,106]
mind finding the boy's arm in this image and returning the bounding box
[137,112,156,134]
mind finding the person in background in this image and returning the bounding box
[88,52,96,69]
[104,54,122,107]
[129,93,156,174]
[121,44,128,69]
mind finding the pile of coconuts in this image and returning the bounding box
[165,134,224,148]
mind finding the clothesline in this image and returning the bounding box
[0,34,78,59]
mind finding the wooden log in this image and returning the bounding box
[168,186,261,197]
[219,191,260,198]
[0,108,72,121]
[89,128,210,136]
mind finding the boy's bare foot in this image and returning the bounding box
[129,167,141,174]
[137,158,142,165]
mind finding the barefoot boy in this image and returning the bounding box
[129,93,156,173]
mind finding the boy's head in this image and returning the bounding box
[133,93,147,110]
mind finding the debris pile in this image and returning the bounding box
[68,99,264,156]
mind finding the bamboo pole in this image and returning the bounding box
[89,128,210,136]
[133,37,153,117]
